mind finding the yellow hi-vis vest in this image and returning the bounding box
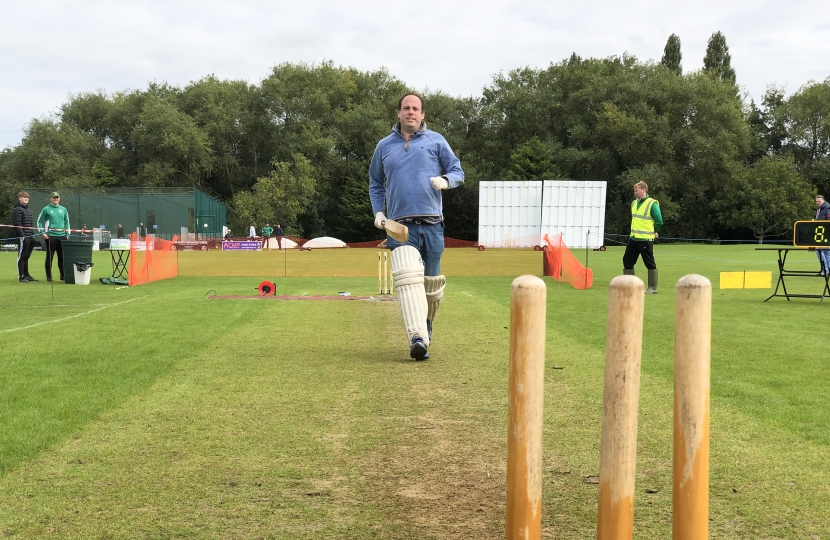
[630,197,657,240]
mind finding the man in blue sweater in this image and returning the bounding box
[369,92,465,360]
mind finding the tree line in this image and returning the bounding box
[1,31,828,243]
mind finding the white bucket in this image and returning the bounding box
[73,266,92,285]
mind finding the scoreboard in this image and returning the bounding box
[793,221,830,247]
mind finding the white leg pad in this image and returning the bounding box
[424,275,445,321]
[391,245,430,346]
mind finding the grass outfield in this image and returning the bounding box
[0,244,828,538]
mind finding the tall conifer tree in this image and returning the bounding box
[660,34,682,75]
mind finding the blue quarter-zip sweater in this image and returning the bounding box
[369,122,464,221]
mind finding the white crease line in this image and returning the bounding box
[1,296,146,333]
[462,292,473,297]
[300,292,308,296]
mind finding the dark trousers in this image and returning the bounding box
[17,237,36,278]
[623,238,657,270]
[44,236,65,280]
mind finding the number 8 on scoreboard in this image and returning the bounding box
[793,221,830,247]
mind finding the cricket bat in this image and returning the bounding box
[384,219,409,243]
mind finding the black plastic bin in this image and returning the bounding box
[62,240,94,284]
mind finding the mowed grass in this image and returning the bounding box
[0,244,828,538]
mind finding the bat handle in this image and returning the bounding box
[381,221,386,227]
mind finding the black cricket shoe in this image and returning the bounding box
[19,277,29,283]
[410,336,428,361]
[25,275,38,282]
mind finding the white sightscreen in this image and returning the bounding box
[541,180,606,249]
[478,180,606,248]
[478,181,544,247]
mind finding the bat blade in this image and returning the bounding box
[384,219,409,243]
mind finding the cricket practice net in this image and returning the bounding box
[542,233,593,290]
[128,233,179,286]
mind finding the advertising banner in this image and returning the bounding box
[222,241,261,251]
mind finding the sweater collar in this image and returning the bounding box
[393,121,427,138]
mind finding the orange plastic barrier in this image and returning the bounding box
[128,232,179,286]
[543,233,593,290]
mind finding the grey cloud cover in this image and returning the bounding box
[2,0,829,148]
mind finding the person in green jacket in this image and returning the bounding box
[623,181,663,294]
[261,223,273,249]
[37,191,71,282]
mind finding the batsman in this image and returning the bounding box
[369,92,465,361]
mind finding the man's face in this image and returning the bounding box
[817,197,825,208]
[50,196,60,206]
[397,95,425,133]
[19,196,29,204]
[633,185,646,199]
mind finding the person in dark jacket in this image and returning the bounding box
[12,191,38,282]
[274,224,284,249]
[814,195,830,274]
[117,224,124,239]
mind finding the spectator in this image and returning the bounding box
[275,224,284,250]
[139,222,147,239]
[224,229,233,240]
[622,181,663,294]
[12,190,38,282]
[249,223,256,240]
[117,223,124,239]
[814,195,830,275]
[261,223,273,249]
[37,191,70,282]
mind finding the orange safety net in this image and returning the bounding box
[543,233,593,290]
[128,232,180,286]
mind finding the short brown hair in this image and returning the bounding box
[18,191,29,198]
[634,181,648,192]
[397,92,424,111]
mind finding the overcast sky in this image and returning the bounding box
[2,0,829,149]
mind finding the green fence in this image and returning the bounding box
[24,187,227,240]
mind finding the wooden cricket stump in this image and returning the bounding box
[506,275,547,540]
[597,275,645,540]
[673,275,711,540]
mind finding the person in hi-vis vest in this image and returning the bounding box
[623,181,663,294]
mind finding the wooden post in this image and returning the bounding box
[673,275,711,540]
[597,275,644,540]
[506,275,547,540]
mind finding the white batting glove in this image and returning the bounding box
[374,211,387,229]
[430,176,449,190]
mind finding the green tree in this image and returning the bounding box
[91,160,118,186]
[131,96,214,186]
[9,118,103,187]
[661,33,682,75]
[703,31,736,84]
[229,153,317,235]
[178,76,269,200]
[762,86,788,154]
[785,80,830,160]
[714,156,814,241]
[506,137,562,180]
